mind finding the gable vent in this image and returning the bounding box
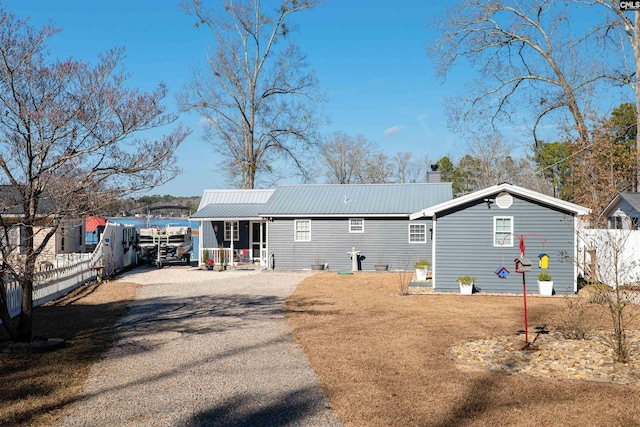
[496,192,513,209]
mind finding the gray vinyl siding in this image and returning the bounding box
[200,220,251,249]
[434,195,577,295]
[200,221,218,248]
[268,217,432,271]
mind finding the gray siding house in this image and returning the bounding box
[601,192,640,229]
[191,189,275,266]
[260,183,453,271]
[410,183,590,295]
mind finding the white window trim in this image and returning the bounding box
[224,221,239,242]
[408,223,427,244]
[294,219,311,242]
[494,216,514,247]
[349,218,364,233]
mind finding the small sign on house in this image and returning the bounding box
[514,257,532,273]
[538,253,549,269]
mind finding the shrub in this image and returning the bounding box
[538,272,552,282]
[457,276,475,286]
[414,259,431,270]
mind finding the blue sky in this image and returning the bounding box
[1,1,602,197]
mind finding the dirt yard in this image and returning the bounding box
[0,280,137,427]
[285,272,640,427]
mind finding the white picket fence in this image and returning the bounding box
[578,229,640,287]
[2,255,97,322]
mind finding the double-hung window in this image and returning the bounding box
[349,218,364,233]
[409,223,427,243]
[494,217,513,247]
[294,219,311,242]
[224,221,239,241]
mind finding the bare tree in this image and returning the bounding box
[320,132,393,184]
[321,132,371,184]
[432,1,599,145]
[179,0,323,189]
[392,152,425,183]
[432,0,640,193]
[464,133,553,193]
[579,228,640,363]
[0,9,189,342]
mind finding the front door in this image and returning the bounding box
[250,221,266,261]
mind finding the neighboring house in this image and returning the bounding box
[191,189,275,266]
[410,183,591,295]
[0,185,85,264]
[601,192,640,229]
[85,215,107,252]
[260,182,453,271]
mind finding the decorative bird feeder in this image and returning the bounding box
[514,257,532,273]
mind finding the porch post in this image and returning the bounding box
[229,221,235,266]
[265,220,270,269]
[259,220,264,268]
[199,220,203,266]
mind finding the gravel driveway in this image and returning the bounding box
[56,266,342,427]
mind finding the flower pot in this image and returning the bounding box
[311,264,324,271]
[375,264,389,272]
[538,280,554,296]
[415,268,428,281]
[206,265,213,271]
[459,283,474,295]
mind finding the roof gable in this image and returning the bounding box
[410,183,590,219]
[260,183,453,216]
[601,192,640,218]
[192,189,276,219]
[197,189,275,211]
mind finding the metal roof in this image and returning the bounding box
[197,189,275,211]
[410,183,591,219]
[191,203,267,220]
[260,183,453,216]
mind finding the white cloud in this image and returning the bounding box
[384,125,404,136]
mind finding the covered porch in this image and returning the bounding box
[191,209,269,269]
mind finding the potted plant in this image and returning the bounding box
[414,259,431,281]
[457,276,476,295]
[537,272,554,296]
[375,255,389,271]
[218,244,226,271]
[202,250,212,270]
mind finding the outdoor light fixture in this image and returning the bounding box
[484,198,495,208]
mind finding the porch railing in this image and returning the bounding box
[199,247,267,268]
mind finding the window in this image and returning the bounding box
[294,220,311,241]
[349,218,364,233]
[224,221,239,241]
[494,217,513,247]
[409,224,426,243]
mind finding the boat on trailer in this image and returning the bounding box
[138,224,193,268]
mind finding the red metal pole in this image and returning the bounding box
[522,271,528,343]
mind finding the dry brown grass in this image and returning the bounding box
[286,273,640,427]
[0,280,136,427]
